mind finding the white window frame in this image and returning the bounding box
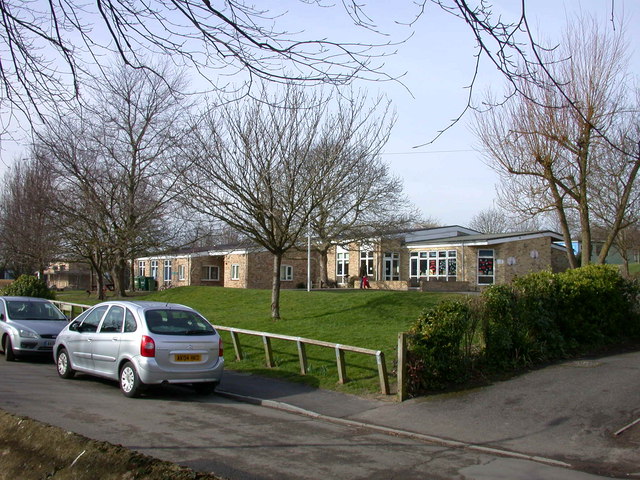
[360,249,374,277]
[231,264,240,281]
[150,260,158,279]
[383,252,400,281]
[477,249,495,285]
[178,264,186,281]
[336,247,350,284]
[138,261,146,277]
[410,250,457,281]
[202,265,220,281]
[280,265,293,281]
[163,260,172,283]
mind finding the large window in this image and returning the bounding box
[336,247,349,284]
[360,249,374,277]
[137,261,146,277]
[410,250,457,281]
[478,249,495,285]
[202,265,219,281]
[151,260,158,279]
[383,252,400,281]
[280,265,293,281]
[163,260,172,283]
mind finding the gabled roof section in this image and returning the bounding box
[406,230,566,248]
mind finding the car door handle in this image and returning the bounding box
[112,337,119,341]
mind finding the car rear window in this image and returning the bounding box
[144,309,216,336]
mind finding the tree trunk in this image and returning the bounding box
[271,253,282,319]
[112,257,128,297]
[319,249,329,287]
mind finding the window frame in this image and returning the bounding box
[231,264,240,281]
[163,260,172,283]
[202,265,220,281]
[477,249,495,285]
[280,264,293,281]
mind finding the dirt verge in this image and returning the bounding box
[0,410,226,480]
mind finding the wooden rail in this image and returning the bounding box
[51,300,91,319]
[213,325,390,395]
[49,301,390,395]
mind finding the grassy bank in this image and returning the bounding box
[56,287,459,395]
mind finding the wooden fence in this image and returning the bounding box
[51,300,91,319]
[50,301,391,395]
[213,325,390,395]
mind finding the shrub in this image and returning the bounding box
[508,271,565,361]
[556,265,640,345]
[406,265,640,395]
[407,299,482,392]
[0,275,55,300]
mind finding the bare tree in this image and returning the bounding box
[469,208,509,234]
[181,85,334,319]
[37,61,191,297]
[473,16,639,268]
[0,0,407,134]
[0,155,61,278]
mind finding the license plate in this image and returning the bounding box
[174,354,202,362]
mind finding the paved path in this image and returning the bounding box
[219,350,640,478]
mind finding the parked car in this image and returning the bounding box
[53,300,224,397]
[0,296,69,361]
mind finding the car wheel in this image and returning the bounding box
[4,337,16,362]
[56,348,75,379]
[120,362,144,398]
[193,382,218,395]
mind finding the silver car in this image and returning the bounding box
[53,300,224,397]
[0,296,69,361]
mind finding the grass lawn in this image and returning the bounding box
[55,287,460,396]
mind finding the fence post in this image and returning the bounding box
[397,332,408,402]
[230,330,243,361]
[263,336,274,368]
[376,351,390,395]
[335,345,347,384]
[297,340,308,375]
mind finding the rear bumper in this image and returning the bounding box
[135,356,225,385]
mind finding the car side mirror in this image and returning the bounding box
[68,321,80,332]
[0,313,4,321]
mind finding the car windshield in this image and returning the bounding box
[145,309,216,336]
[6,300,66,321]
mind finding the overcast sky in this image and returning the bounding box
[1,1,638,228]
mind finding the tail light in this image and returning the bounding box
[141,335,156,357]
[218,337,223,358]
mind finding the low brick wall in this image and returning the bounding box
[420,279,471,292]
[354,280,409,290]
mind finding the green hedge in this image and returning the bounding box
[0,275,56,300]
[406,265,640,396]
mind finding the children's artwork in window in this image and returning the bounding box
[448,258,457,276]
[478,258,494,275]
[438,259,446,275]
[429,259,437,275]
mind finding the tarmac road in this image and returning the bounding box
[0,350,638,479]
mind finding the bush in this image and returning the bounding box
[406,266,640,395]
[0,275,55,300]
[556,265,640,345]
[407,299,482,392]
[483,272,566,369]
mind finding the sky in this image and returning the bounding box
[0,1,639,228]
[367,0,640,226]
